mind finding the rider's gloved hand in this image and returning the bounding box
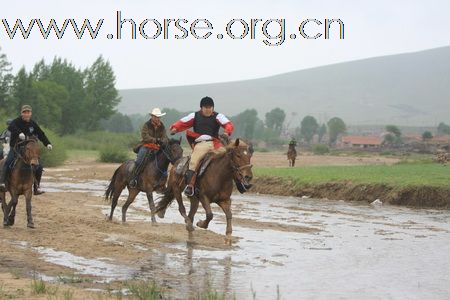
[19,133,25,140]
[170,129,177,136]
[47,144,53,150]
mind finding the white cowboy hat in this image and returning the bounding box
[150,108,166,117]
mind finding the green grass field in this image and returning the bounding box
[254,163,450,188]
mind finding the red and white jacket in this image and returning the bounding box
[171,111,234,149]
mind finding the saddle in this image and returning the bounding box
[175,153,215,180]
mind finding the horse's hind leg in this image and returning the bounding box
[146,192,157,223]
[25,191,34,228]
[122,188,139,223]
[196,196,213,229]
[217,198,233,245]
[109,188,123,221]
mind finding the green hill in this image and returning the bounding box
[118,46,450,126]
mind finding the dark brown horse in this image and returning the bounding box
[105,138,183,223]
[155,139,253,244]
[0,138,40,228]
[287,143,297,167]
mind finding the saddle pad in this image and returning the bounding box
[175,156,190,175]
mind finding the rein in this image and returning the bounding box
[154,141,178,177]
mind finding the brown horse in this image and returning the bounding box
[0,138,40,228]
[105,138,183,223]
[287,144,297,167]
[155,139,253,244]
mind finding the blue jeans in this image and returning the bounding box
[136,147,150,166]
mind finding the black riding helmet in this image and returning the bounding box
[200,96,214,108]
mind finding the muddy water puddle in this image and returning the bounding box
[26,178,450,299]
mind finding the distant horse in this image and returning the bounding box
[1,138,40,228]
[155,139,253,244]
[105,138,183,223]
[287,143,297,167]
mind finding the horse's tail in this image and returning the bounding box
[105,166,121,201]
[155,185,175,218]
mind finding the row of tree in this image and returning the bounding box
[0,47,120,135]
[108,107,348,146]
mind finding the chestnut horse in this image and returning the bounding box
[105,138,183,223]
[0,138,40,228]
[155,139,253,244]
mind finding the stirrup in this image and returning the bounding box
[183,185,195,197]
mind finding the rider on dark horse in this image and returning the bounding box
[129,108,168,190]
[0,105,52,194]
[169,96,234,197]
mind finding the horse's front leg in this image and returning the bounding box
[25,190,34,228]
[175,192,193,232]
[146,192,157,223]
[196,196,213,229]
[218,198,233,245]
[187,196,199,225]
[4,193,18,227]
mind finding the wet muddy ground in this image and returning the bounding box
[1,161,449,299]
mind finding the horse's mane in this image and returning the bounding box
[208,139,249,163]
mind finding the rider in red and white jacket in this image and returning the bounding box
[170,96,234,196]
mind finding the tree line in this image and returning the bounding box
[0,47,120,135]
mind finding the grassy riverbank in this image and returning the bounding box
[252,162,450,208]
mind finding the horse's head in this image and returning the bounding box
[227,138,253,191]
[162,137,183,164]
[19,137,40,166]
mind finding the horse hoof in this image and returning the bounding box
[186,223,194,232]
[196,220,207,229]
[157,210,165,219]
[27,223,35,229]
[224,237,232,246]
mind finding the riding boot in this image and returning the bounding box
[129,147,149,188]
[183,170,197,197]
[129,163,140,188]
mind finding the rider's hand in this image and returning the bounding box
[170,129,177,135]
[19,133,25,140]
[47,144,53,150]
[223,132,229,137]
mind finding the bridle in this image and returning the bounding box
[228,148,253,191]
[13,138,37,165]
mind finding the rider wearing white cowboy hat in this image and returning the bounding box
[129,107,168,189]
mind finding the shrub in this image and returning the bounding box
[39,127,67,167]
[99,146,129,163]
[312,144,330,155]
[62,131,138,151]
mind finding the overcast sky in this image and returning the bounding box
[1,0,449,89]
